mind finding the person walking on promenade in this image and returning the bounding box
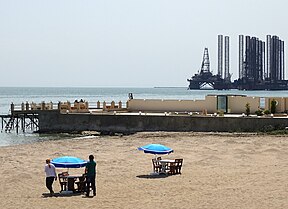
[44,158,57,195]
[85,154,97,197]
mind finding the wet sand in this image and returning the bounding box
[0,132,287,209]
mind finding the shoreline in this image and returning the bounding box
[1,130,288,148]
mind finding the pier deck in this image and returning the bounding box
[1,111,39,133]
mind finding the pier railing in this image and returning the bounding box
[10,100,127,114]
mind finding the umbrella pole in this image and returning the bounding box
[66,167,69,191]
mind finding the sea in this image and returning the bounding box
[0,87,287,147]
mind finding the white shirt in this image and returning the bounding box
[44,164,57,177]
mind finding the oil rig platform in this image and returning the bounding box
[187,35,288,90]
[187,47,232,89]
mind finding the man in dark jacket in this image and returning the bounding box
[85,154,96,197]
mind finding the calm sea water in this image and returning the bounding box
[0,87,287,146]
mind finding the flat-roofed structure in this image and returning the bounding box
[127,95,288,114]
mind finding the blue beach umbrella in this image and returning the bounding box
[51,156,87,168]
[138,144,174,155]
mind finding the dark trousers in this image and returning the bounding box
[46,177,55,193]
[86,175,96,196]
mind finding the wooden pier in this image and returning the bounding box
[1,102,40,133]
[1,111,39,134]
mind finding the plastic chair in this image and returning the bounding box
[152,158,162,173]
[175,159,183,174]
[75,174,87,193]
[58,172,69,191]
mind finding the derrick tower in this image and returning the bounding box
[200,48,210,73]
[187,48,229,89]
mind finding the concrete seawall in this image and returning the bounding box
[38,110,288,133]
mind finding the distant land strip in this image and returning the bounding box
[153,86,186,88]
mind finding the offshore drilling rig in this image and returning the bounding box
[187,35,288,90]
[187,35,232,90]
[235,35,288,90]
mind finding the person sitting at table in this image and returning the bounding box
[85,154,97,197]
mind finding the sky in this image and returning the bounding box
[0,0,287,87]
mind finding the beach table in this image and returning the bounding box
[59,175,82,193]
[159,159,175,174]
[67,175,82,192]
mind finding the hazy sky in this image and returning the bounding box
[0,0,287,87]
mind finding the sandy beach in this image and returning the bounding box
[0,132,287,209]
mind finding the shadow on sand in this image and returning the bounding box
[42,192,83,198]
[136,174,169,179]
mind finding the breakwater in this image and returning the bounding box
[38,110,288,134]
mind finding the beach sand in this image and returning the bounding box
[0,132,287,209]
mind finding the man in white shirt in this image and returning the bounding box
[44,159,57,194]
